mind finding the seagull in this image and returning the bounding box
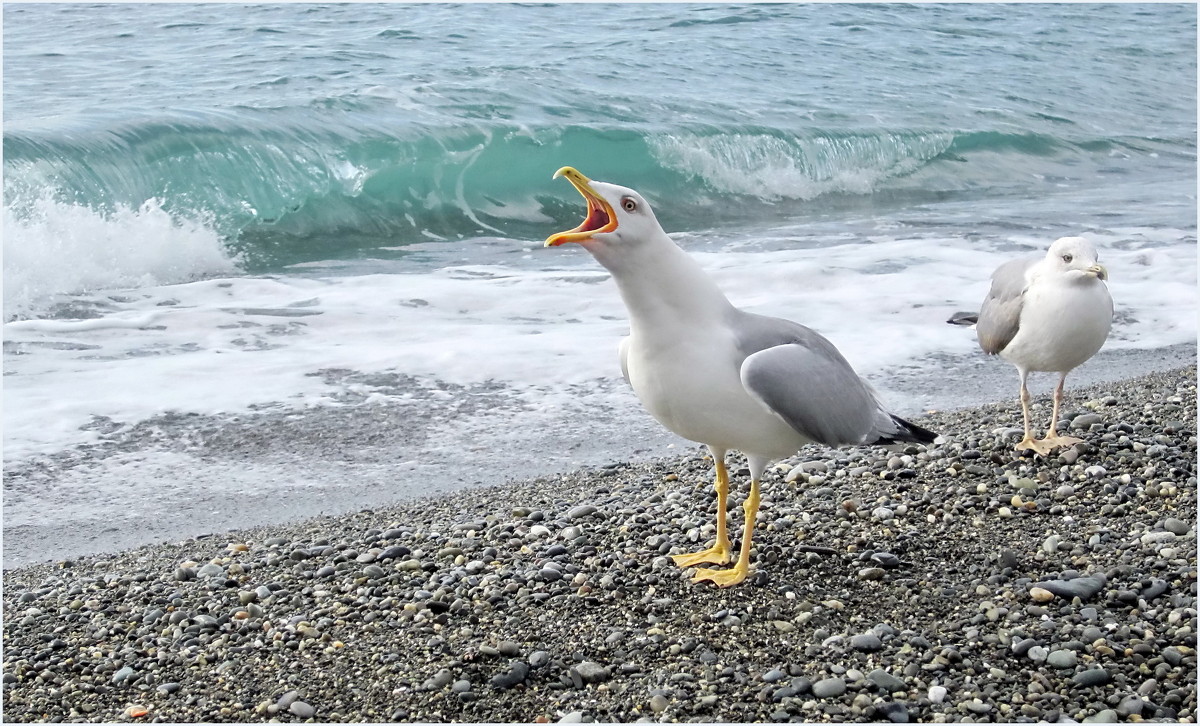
[545,167,936,587]
[971,236,1113,455]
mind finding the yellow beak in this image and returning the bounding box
[545,167,618,247]
[1088,264,1109,281]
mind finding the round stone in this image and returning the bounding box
[1047,650,1077,669]
[812,677,846,698]
[1029,587,1054,603]
[649,695,668,713]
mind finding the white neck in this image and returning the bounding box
[586,234,734,336]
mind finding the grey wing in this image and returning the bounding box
[976,257,1033,355]
[733,312,895,446]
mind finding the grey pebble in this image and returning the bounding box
[1033,574,1106,601]
[870,552,900,568]
[1011,638,1039,656]
[574,661,608,684]
[289,701,315,719]
[998,549,1020,570]
[197,563,224,578]
[811,677,846,698]
[568,505,599,519]
[1072,669,1111,687]
[1047,650,1077,669]
[850,633,883,652]
[490,662,529,689]
[867,669,906,693]
[1140,579,1169,601]
[877,702,910,723]
[1117,695,1145,717]
[377,545,409,560]
[424,669,454,690]
[858,567,886,581]
[1164,517,1190,535]
[498,640,521,657]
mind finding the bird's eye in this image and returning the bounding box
[1061,253,1073,263]
[622,198,637,212]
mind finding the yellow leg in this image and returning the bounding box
[671,459,732,567]
[692,478,760,587]
[1038,373,1083,451]
[1013,374,1051,455]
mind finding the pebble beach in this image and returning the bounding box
[3,365,1196,723]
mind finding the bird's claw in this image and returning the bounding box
[671,545,731,568]
[1039,434,1084,451]
[1014,436,1053,456]
[691,564,751,588]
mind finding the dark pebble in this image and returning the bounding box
[877,701,910,723]
[851,633,883,652]
[1034,575,1106,601]
[1072,669,1111,687]
[1140,579,1169,601]
[490,662,530,689]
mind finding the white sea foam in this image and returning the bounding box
[4,225,1194,462]
[649,131,955,200]
[3,193,239,320]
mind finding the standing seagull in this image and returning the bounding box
[973,237,1113,455]
[545,167,936,587]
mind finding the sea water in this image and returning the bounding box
[4,4,1196,564]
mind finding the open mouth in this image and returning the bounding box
[545,166,618,246]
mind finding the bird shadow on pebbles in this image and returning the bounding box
[2,366,1196,723]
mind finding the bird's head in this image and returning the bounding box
[1045,236,1108,282]
[545,167,666,252]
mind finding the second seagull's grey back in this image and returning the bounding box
[976,257,1036,355]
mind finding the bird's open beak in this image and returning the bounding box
[1088,264,1109,281]
[545,167,618,247]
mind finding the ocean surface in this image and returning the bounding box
[4,3,1196,565]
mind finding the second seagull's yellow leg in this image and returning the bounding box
[1038,373,1084,451]
[671,458,732,567]
[1013,373,1051,455]
[692,477,760,587]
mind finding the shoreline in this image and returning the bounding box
[3,364,1195,722]
[4,342,1196,570]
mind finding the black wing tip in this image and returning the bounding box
[876,415,938,445]
[947,311,979,326]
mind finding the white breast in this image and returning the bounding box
[1002,278,1112,373]
[623,326,809,458]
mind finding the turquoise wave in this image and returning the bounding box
[4,109,1193,269]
